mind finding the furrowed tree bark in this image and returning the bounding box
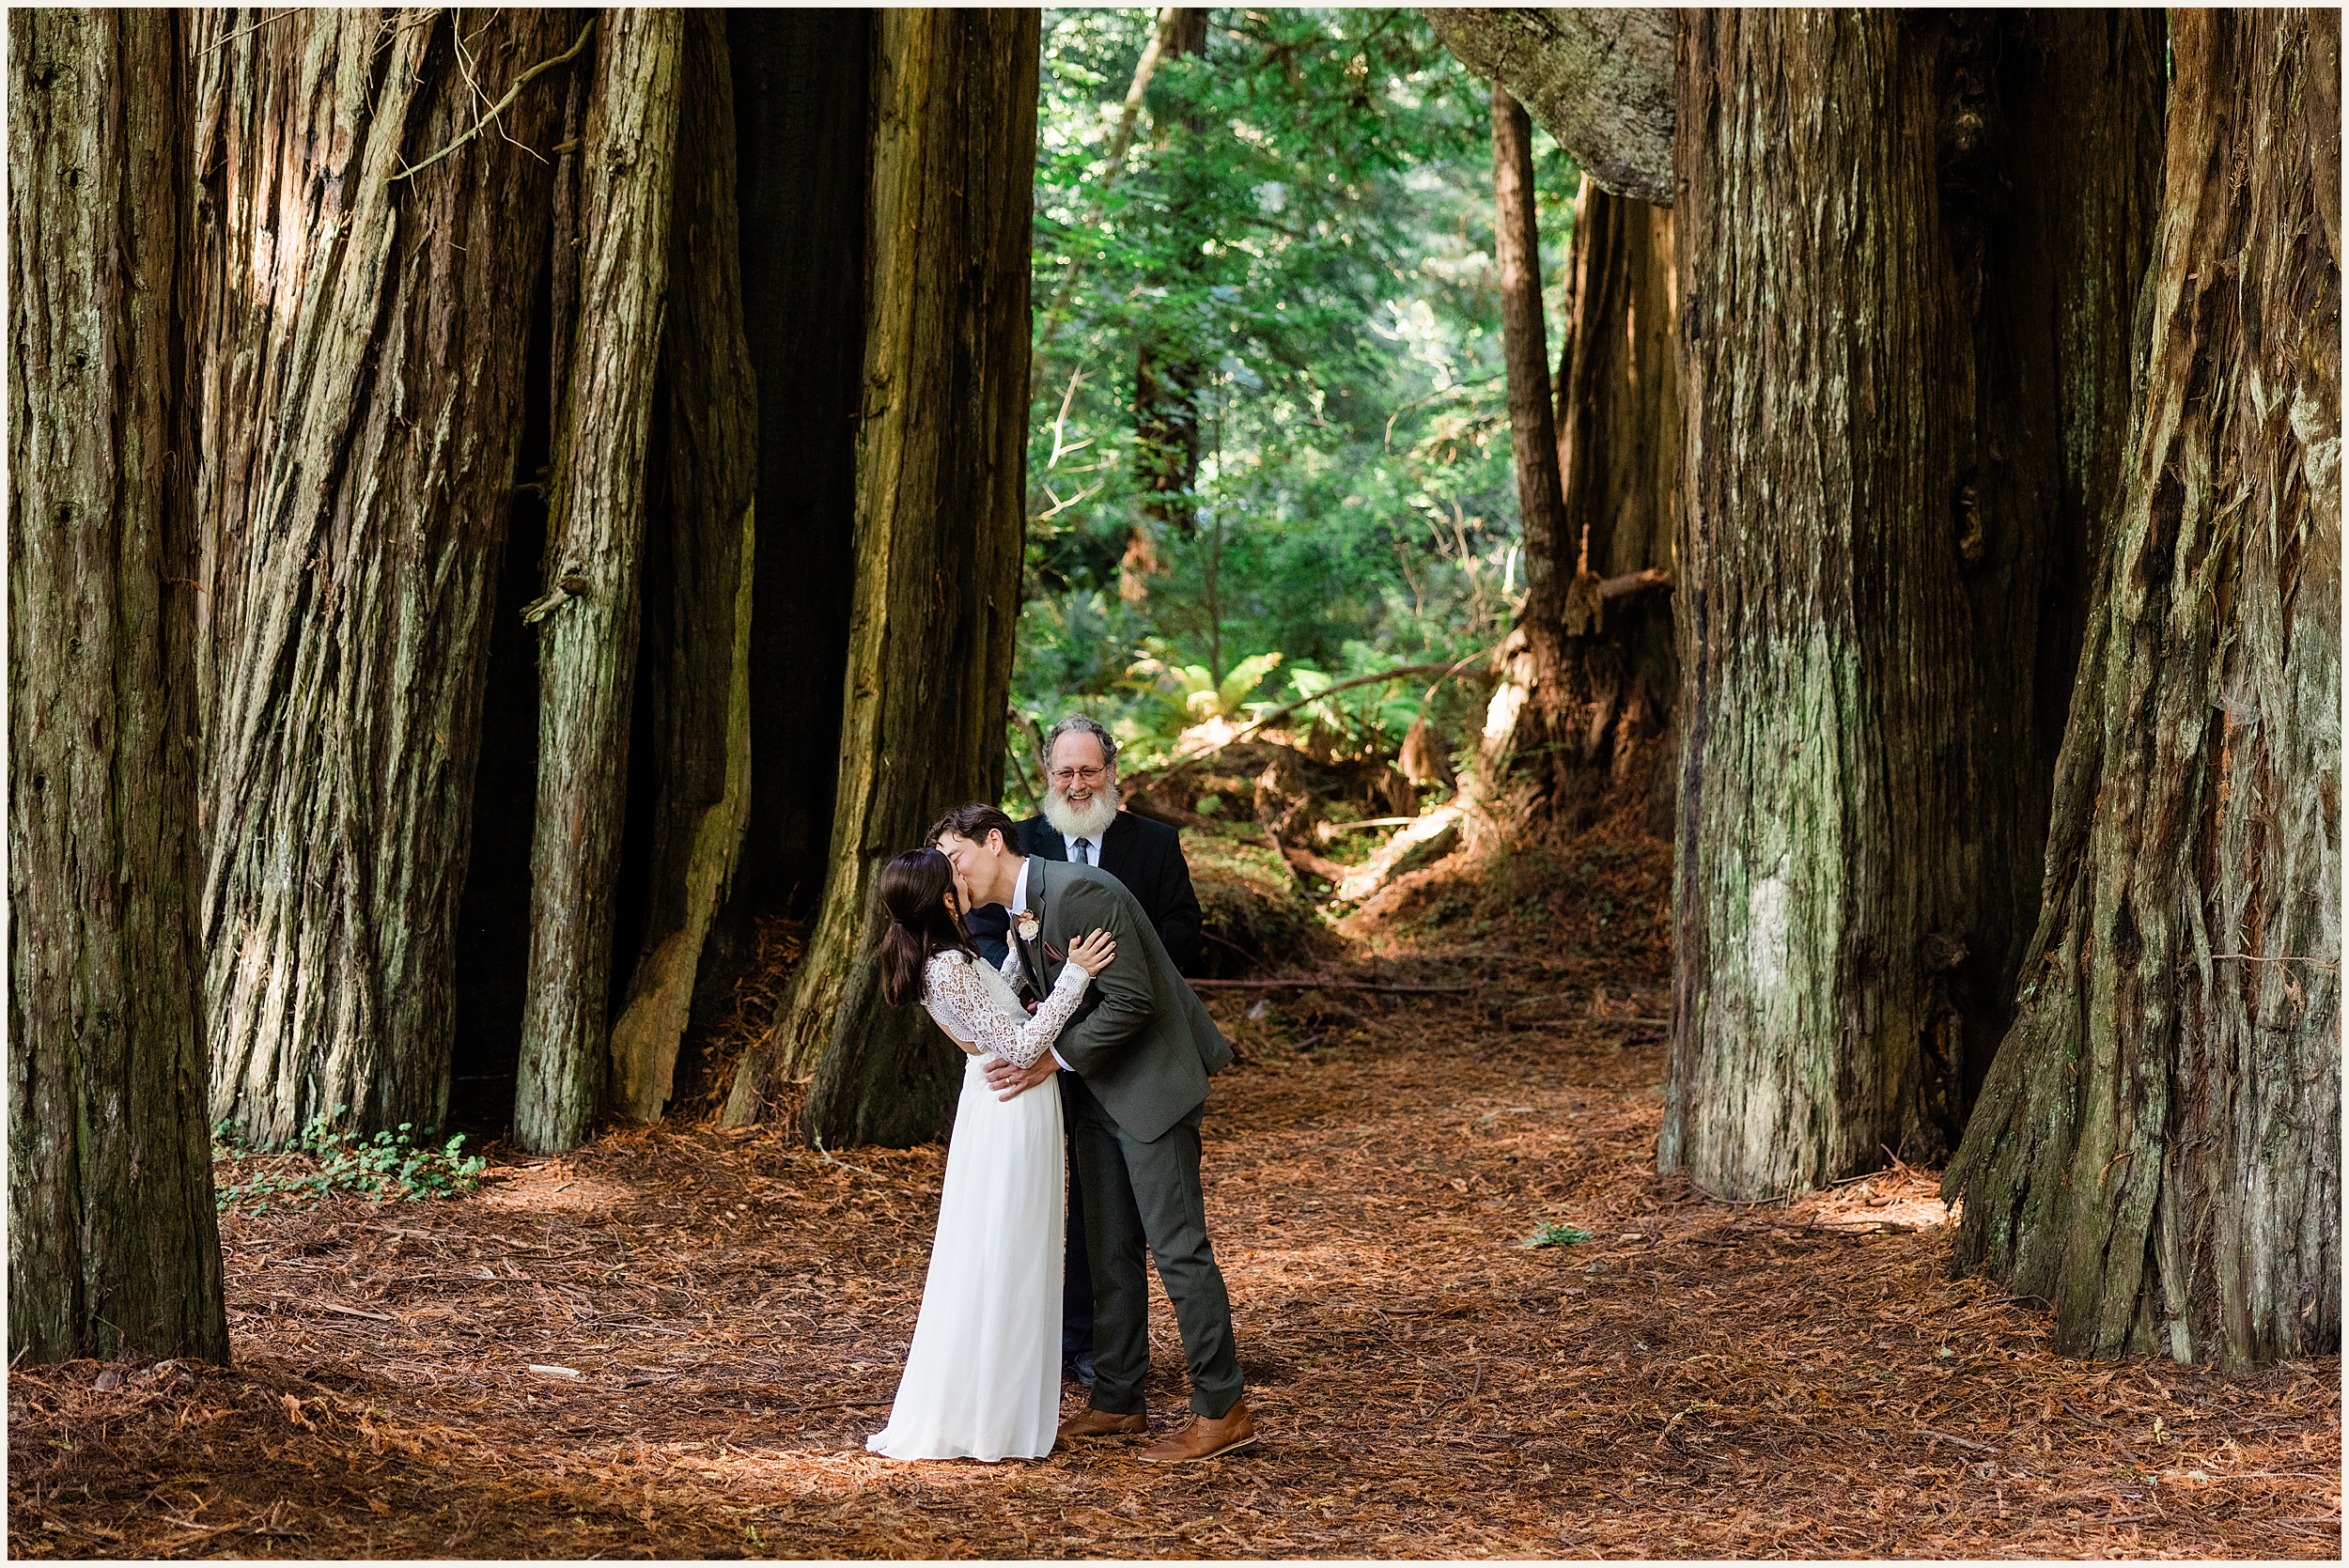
[1550,177,1679,834]
[1943,8,2341,1369]
[723,8,1038,1146]
[514,7,683,1155]
[8,5,228,1366]
[1662,10,2163,1195]
[1421,8,1673,206]
[608,11,757,1126]
[191,8,574,1145]
[726,9,871,920]
[1485,165,1681,835]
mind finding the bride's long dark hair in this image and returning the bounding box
[879,848,977,1007]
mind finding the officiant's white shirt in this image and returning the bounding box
[1008,857,1074,1073]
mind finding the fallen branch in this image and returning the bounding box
[1137,644,1499,790]
[391,19,594,183]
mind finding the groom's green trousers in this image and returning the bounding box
[1064,1072,1245,1419]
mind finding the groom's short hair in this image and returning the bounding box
[926,802,1019,852]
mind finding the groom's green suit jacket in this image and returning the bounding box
[1015,857,1232,1142]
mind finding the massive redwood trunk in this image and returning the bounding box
[723,8,1038,1147]
[1662,11,2164,1195]
[1943,9,2341,1368]
[606,11,759,1126]
[725,9,870,921]
[8,6,227,1363]
[192,8,576,1145]
[514,8,684,1154]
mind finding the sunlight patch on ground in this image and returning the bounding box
[479,1165,638,1217]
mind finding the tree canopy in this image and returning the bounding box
[1019,7,1581,764]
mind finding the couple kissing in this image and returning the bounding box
[863,779,1255,1466]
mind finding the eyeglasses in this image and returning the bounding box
[1049,766,1109,786]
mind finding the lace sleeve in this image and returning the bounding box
[999,947,1027,990]
[923,953,1090,1068]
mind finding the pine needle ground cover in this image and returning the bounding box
[8,836,2339,1559]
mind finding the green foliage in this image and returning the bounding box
[212,1108,488,1214]
[1521,1221,1595,1250]
[1018,8,1577,743]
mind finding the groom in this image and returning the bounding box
[930,803,1256,1463]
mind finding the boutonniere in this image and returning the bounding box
[1015,912,1040,942]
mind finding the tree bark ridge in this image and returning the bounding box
[724,8,1038,1147]
[8,6,228,1363]
[190,8,573,1144]
[1943,8,2341,1368]
[515,6,685,1154]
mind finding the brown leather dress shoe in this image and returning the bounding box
[1055,1408,1148,1448]
[1136,1401,1257,1464]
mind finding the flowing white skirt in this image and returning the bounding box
[865,1053,1066,1462]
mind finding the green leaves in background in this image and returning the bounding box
[1017,8,1579,762]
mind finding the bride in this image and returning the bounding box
[863,846,1116,1463]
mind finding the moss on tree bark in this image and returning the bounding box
[1663,10,2164,1194]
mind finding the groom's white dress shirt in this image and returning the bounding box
[1008,857,1073,1073]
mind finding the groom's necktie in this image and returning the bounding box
[1074,838,1093,865]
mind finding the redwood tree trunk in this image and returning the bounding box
[1485,82,1572,804]
[1662,10,2163,1195]
[1943,9,2341,1369]
[515,7,684,1154]
[8,6,228,1363]
[1493,169,1681,833]
[191,8,575,1145]
[723,8,1038,1147]
[1494,79,1569,765]
[726,9,871,919]
[606,11,757,1126]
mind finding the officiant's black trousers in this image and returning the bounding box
[1065,1074,1245,1420]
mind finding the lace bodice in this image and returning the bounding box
[920,948,1088,1069]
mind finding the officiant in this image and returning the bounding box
[966,713,1204,1387]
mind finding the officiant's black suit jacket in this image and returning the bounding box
[967,811,1203,972]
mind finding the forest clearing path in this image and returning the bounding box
[8,946,2339,1559]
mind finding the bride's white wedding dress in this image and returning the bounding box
[864,948,1090,1462]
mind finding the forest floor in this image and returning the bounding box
[8,825,2341,1560]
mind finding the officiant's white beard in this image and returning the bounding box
[1041,782,1120,842]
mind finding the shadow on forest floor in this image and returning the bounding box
[8,828,2341,1559]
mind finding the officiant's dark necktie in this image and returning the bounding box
[1075,838,1093,865]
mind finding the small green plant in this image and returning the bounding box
[1522,1221,1595,1250]
[212,1107,488,1214]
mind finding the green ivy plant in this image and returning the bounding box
[212,1107,489,1214]
[1521,1221,1595,1250]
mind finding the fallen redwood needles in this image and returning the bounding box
[8,827,2339,1559]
